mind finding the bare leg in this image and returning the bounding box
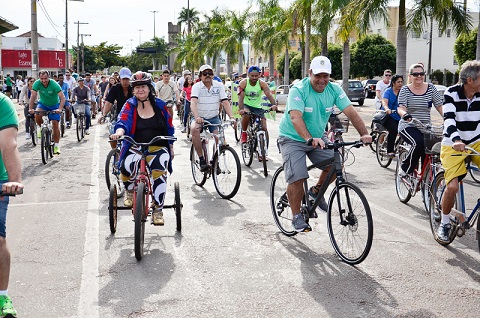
[0,238,10,290]
[191,122,204,157]
[441,178,459,215]
[287,179,305,216]
[52,120,60,143]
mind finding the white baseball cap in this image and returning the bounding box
[199,64,213,73]
[310,56,331,75]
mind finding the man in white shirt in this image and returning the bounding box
[155,69,181,118]
[64,71,77,90]
[190,64,233,171]
[375,69,392,109]
[177,69,191,93]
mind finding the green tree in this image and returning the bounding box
[92,42,124,68]
[126,37,169,72]
[177,7,200,35]
[454,28,477,67]
[350,34,396,78]
[327,43,342,80]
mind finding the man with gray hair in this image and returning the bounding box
[436,60,480,243]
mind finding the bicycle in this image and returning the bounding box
[27,112,38,146]
[429,146,480,251]
[107,135,182,261]
[395,118,443,213]
[60,108,66,138]
[241,108,273,177]
[375,131,402,168]
[369,119,387,153]
[35,110,56,165]
[73,101,88,142]
[186,111,195,141]
[270,140,373,265]
[105,140,125,197]
[190,120,242,199]
[468,161,480,183]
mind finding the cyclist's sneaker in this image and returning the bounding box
[200,160,210,172]
[181,127,186,133]
[387,153,395,158]
[152,208,164,226]
[308,185,328,212]
[258,156,269,162]
[292,214,312,233]
[85,129,90,135]
[25,132,31,140]
[241,132,247,143]
[436,222,452,243]
[66,122,71,129]
[53,146,61,154]
[0,295,17,318]
[124,191,133,207]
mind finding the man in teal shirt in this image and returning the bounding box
[0,92,23,317]
[278,56,371,232]
[29,70,66,155]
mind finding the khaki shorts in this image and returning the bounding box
[440,142,480,184]
[278,136,333,184]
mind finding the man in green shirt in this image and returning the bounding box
[29,70,66,155]
[0,92,23,318]
[278,56,371,232]
[4,75,13,98]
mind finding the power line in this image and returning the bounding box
[37,0,76,44]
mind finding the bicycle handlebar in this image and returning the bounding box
[34,110,59,115]
[452,146,480,156]
[0,189,23,196]
[115,135,177,147]
[325,140,366,149]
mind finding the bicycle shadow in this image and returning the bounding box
[275,233,399,317]
[444,246,480,282]
[98,246,175,317]
[189,184,246,226]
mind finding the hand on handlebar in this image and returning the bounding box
[308,138,326,149]
[452,140,467,152]
[360,134,373,145]
[195,117,204,125]
[1,182,24,197]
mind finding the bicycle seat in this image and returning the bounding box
[425,142,441,155]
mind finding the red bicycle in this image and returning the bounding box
[108,135,182,261]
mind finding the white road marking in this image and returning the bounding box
[9,199,89,207]
[78,126,100,317]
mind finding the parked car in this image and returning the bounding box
[362,79,378,98]
[336,80,365,106]
[434,84,447,102]
[275,84,293,112]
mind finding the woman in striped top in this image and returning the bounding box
[397,63,443,175]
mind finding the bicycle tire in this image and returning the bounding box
[395,149,412,203]
[174,182,182,232]
[369,122,377,153]
[420,163,432,213]
[327,182,373,265]
[76,116,82,142]
[234,118,241,142]
[105,148,119,189]
[48,131,54,158]
[134,182,146,261]
[259,133,268,177]
[212,146,242,199]
[81,116,85,139]
[30,120,37,146]
[190,144,207,186]
[270,166,297,237]
[477,212,480,252]
[376,131,393,168]
[429,171,457,246]
[60,112,65,137]
[468,162,480,183]
[108,184,118,234]
[41,128,48,165]
[242,136,254,167]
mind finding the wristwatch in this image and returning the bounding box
[306,138,314,146]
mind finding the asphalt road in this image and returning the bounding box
[6,98,480,317]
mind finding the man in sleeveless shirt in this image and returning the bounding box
[238,65,277,161]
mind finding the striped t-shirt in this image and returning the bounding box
[442,84,480,146]
[398,83,443,132]
[191,81,228,119]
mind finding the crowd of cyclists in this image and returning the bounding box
[1,54,480,317]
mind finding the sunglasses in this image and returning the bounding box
[411,72,425,77]
[384,74,392,77]
[202,71,214,76]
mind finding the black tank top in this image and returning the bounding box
[135,107,168,147]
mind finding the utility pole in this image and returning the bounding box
[138,29,143,46]
[150,11,158,39]
[74,21,88,73]
[187,0,191,35]
[31,0,39,78]
[80,34,91,74]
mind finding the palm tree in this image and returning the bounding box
[177,7,200,35]
[313,0,350,57]
[222,9,251,75]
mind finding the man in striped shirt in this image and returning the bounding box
[437,60,480,243]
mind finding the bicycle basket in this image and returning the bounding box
[372,110,388,126]
[424,127,443,154]
[329,116,349,132]
[73,104,86,115]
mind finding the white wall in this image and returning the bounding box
[1,36,64,50]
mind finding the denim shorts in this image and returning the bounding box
[244,105,266,118]
[191,115,221,133]
[278,136,333,184]
[37,102,61,121]
[0,181,10,238]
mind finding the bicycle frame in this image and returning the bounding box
[200,122,229,167]
[131,150,152,219]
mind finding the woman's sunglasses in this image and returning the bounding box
[411,72,425,77]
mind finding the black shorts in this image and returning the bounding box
[5,86,12,93]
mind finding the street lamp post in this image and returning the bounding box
[138,29,143,46]
[65,1,84,74]
[79,33,91,74]
[150,11,158,39]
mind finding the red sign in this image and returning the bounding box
[1,49,66,68]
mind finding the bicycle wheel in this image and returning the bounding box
[81,116,85,139]
[327,182,373,265]
[212,146,241,199]
[242,137,254,167]
[270,166,297,237]
[76,116,82,142]
[395,149,412,203]
[190,144,207,186]
[259,133,268,177]
[376,131,392,168]
[48,131,54,158]
[429,171,456,246]
[134,182,146,261]
[420,163,432,213]
[108,184,118,234]
[60,112,65,137]
[174,182,182,232]
[30,120,37,146]
[40,128,48,165]
[477,212,480,252]
[234,119,241,142]
[468,162,480,183]
[369,122,377,153]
